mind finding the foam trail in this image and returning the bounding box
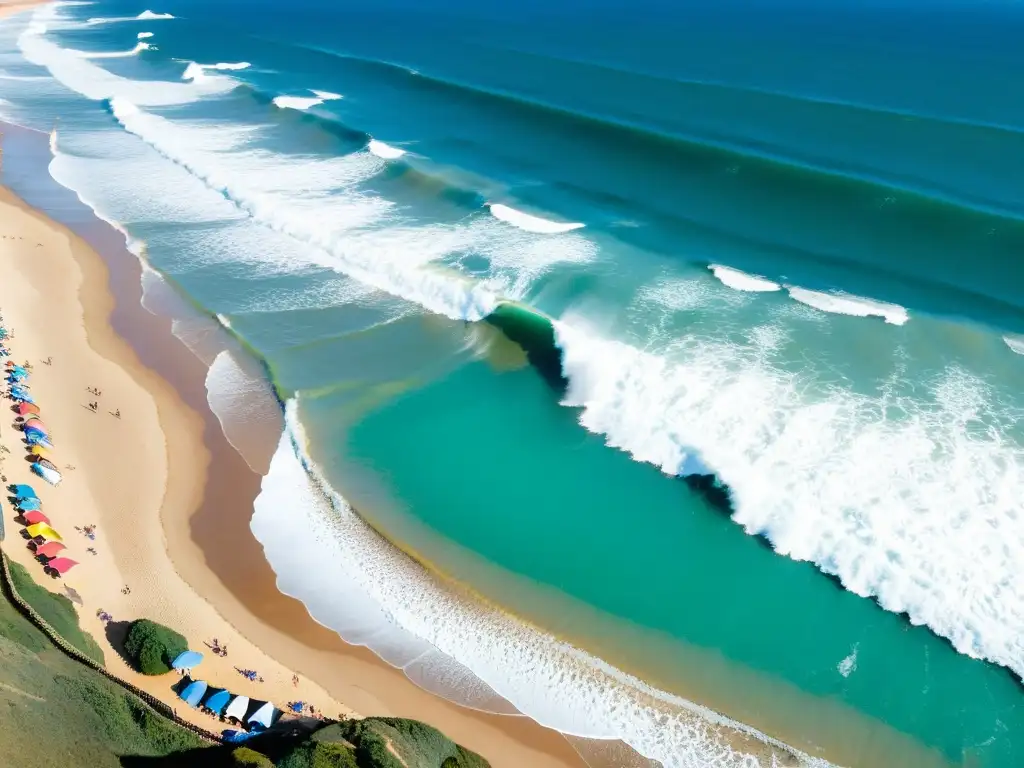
[837,645,859,678]
[87,11,175,24]
[1004,334,1024,355]
[137,32,153,39]
[20,7,236,106]
[137,10,174,20]
[70,41,151,58]
[554,316,1024,682]
[272,94,326,111]
[250,403,824,767]
[489,203,585,234]
[787,286,909,325]
[367,138,406,159]
[709,264,781,292]
[182,61,250,82]
[311,89,342,100]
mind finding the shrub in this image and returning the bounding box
[232,746,274,767]
[124,618,188,675]
[7,559,105,664]
[279,741,360,768]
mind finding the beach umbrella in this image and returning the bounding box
[171,650,204,670]
[26,522,61,541]
[11,484,37,500]
[31,463,62,486]
[25,434,53,449]
[224,695,249,722]
[11,392,35,404]
[17,498,42,512]
[35,541,65,558]
[16,402,40,417]
[203,689,231,716]
[24,427,48,441]
[22,510,50,525]
[289,701,303,713]
[36,458,59,473]
[179,680,209,708]
[29,446,52,460]
[246,702,277,731]
[7,372,27,383]
[47,557,78,575]
[24,419,47,434]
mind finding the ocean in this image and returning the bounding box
[1,1,1023,765]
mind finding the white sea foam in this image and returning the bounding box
[137,10,174,20]
[272,90,339,110]
[87,10,175,24]
[367,138,406,159]
[489,202,585,234]
[69,41,150,58]
[787,286,909,325]
[108,99,595,320]
[205,350,282,474]
[20,6,235,106]
[554,316,1024,681]
[249,403,825,767]
[182,61,250,82]
[837,645,859,678]
[1004,334,1024,355]
[709,264,782,292]
[137,32,153,39]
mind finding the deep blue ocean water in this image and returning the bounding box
[1,1,1023,765]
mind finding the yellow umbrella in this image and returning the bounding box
[26,523,62,542]
[30,445,51,460]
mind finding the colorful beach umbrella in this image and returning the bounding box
[36,458,59,473]
[35,541,66,558]
[25,434,53,449]
[179,680,208,708]
[203,689,231,715]
[24,419,47,434]
[22,510,50,525]
[25,522,61,541]
[224,695,250,722]
[29,445,52,460]
[171,650,204,670]
[47,557,78,575]
[11,484,37,500]
[246,702,277,730]
[16,402,40,417]
[17,498,42,512]
[31,463,62,486]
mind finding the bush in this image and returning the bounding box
[231,747,274,767]
[279,741,360,768]
[7,560,105,664]
[124,619,188,675]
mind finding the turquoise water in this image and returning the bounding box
[1,1,1023,765]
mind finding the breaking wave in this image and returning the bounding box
[488,203,585,234]
[367,138,406,159]
[786,287,909,325]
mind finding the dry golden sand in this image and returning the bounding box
[0,119,588,765]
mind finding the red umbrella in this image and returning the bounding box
[35,541,66,558]
[22,510,50,525]
[17,402,40,417]
[47,557,78,575]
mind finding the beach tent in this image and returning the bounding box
[246,702,277,731]
[47,557,78,575]
[29,446,52,460]
[171,650,204,670]
[26,522,61,541]
[25,434,53,449]
[24,419,48,435]
[22,510,50,526]
[221,730,256,744]
[35,541,66,558]
[12,484,37,500]
[16,402,40,417]
[17,498,42,512]
[11,392,35,405]
[179,680,209,708]
[224,695,250,722]
[31,463,62,486]
[203,689,231,716]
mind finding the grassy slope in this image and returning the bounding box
[0,564,206,768]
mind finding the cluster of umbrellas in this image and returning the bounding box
[174,651,279,732]
[11,484,77,576]
[7,362,61,486]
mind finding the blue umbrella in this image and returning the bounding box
[179,680,208,708]
[171,650,204,670]
[12,485,37,500]
[204,689,231,715]
[25,434,53,449]
[17,498,42,512]
[221,730,256,744]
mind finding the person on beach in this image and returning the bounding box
[112,409,121,419]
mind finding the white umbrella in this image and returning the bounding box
[246,701,277,730]
[224,694,249,722]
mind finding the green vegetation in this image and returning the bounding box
[319,718,489,768]
[8,559,105,664]
[0,564,206,768]
[278,741,360,768]
[231,747,274,767]
[124,618,188,675]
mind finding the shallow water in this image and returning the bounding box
[1,1,1023,765]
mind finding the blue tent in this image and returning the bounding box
[6,373,26,383]
[11,485,37,500]
[179,680,208,708]
[17,498,42,512]
[11,391,34,404]
[9,365,26,376]
[171,650,204,670]
[221,730,256,744]
[25,434,53,448]
[203,689,231,715]
[247,702,277,731]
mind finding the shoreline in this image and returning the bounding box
[0,120,590,766]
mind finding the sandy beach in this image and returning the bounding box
[0,114,588,767]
